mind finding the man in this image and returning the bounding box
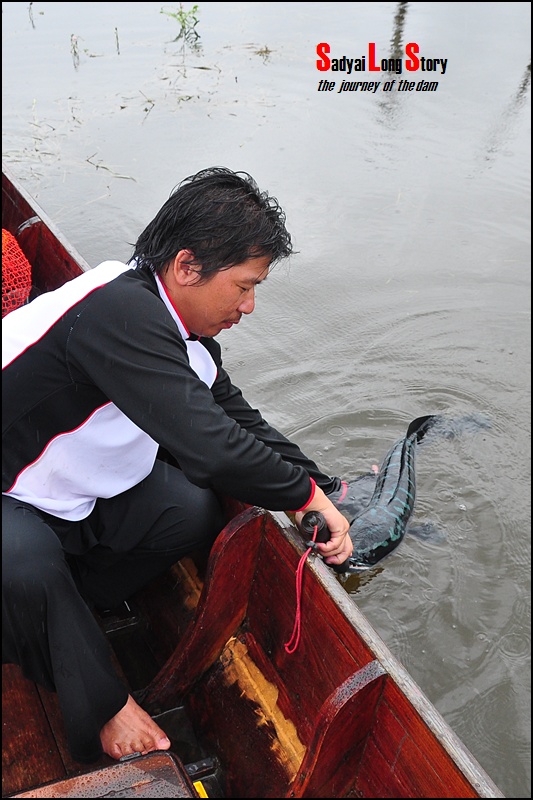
[2,167,351,764]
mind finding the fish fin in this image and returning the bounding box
[406,414,437,442]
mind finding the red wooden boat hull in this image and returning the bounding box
[1,164,504,798]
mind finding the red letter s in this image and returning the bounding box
[316,42,331,71]
[405,42,419,71]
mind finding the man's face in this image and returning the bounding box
[173,255,271,338]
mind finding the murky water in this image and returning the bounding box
[2,2,531,796]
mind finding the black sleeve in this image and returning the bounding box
[202,337,342,496]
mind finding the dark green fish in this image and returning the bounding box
[336,415,437,572]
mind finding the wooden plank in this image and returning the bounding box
[187,634,300,798]
[142,507,266,712]
[245,520,375,745]
[355,736,414,799]
[1,665,66,797]
[289,661,386,798]
[382,683,478,797]
[8,751,199,798]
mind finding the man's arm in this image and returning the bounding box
[204,338,343,496]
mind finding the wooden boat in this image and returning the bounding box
[1,164,505,799]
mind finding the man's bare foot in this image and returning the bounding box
[100,694,171,760]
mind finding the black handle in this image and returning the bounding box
[300,511,330,543]
[300,511,352,574]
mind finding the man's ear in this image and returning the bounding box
[172,249,198,286]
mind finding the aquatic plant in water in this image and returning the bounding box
[161,4,201,47]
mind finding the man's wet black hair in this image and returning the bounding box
[130,167,294,277]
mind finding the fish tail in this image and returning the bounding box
[406,414,437,443]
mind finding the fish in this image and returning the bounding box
[334,414,437,573]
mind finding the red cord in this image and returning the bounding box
[284,524,318,654]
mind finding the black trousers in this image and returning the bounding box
[2,459,224,763]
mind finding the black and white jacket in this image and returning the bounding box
[2,262,339,521]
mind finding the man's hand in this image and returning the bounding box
[295,486,352,566]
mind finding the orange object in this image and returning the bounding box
[2,228,32,317]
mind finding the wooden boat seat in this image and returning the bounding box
[6,751,203,798]
[138,505,391,797]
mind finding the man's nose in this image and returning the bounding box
[238,289,255,314]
